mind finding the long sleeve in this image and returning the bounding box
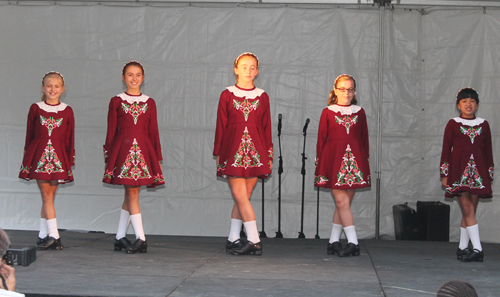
[360,109,369,159]
[104,98,118,163]
[316,108,329,161]
[213,91,229,156]
[148,99,163,161]
[23,104,37,152]
[65,107,76,166]
[483,121,494,180]
[440,120,454,177]
[261,93,273,160]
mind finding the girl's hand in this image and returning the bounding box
[269,160,273,170]
[216,155,220,167]
[441,177,447,187]
[158,161,162,171]
[0,261,16,291]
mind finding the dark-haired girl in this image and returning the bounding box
[103,61,164,254]
[440,87,493,262]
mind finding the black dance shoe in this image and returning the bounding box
[37,237,63,250]
[339,243,360,257]
[327,241,343,255]
[225,239,246,253]
[230,241,262,256]
[114,237,132,251]
[126,239,148,254]
[36,236,49,247]
[461,249,484,262]
[456,247,470,260]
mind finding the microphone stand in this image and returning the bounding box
[276,114,284,238]
[298,118,310,239]
[260,178,267,238]
[315,183,320,239]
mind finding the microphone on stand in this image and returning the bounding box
[298,118,310,239]
[278,114,282,137]
[303,118,310,135]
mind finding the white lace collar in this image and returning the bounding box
[36,101,68,113]
[227,86,265,99]
[453,117,485,126]
[327,104,361,115]
[117,93,149,104]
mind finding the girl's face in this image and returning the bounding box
[41,77,65,103]
[457,98,478,119]
[234,56,259,88]
[122,65,144,93]
[334,78,355,105]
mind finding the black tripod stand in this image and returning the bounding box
[259,178,267,238]
[298,118,310,239]
[275,114,283,238]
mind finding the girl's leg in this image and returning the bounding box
[124,185,145,241]
[227,179,256,243]
[228,177,259,243]
[37,180,59,239]
[459,192,482,252]
[331,189,356,243]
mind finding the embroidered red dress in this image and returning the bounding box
[19,102,75,183]
[314,104,371,189]
[440,117,494,198]
[103,93,164,187]
[214,85,273,178]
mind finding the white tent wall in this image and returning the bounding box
[0,4,499,242]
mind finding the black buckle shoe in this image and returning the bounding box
[339,242,360,257]
[36,236,49,247]
[230,241,262,256]
[225,239,246,253]
[461,249,484,262]
[37,237,63,250]
[126,239,148,254]
[114,237,132,251]
[456,247,470,260]
[327,241,343,255]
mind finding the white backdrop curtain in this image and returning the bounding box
[0,4,499,242]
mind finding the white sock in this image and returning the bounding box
[228,219,243,242]
[458,227,469,250]
[116,209,131,240]
[466,224,482,251]
[130,213,146,241]
[343,225,358,245]
[243,220,260,244]
[46,218,60,239]
[329,223,343,244]
[39,218,48,239]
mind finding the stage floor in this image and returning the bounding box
[4,230,499,297]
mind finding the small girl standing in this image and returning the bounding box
[103,61,164,254]
[19,72,75,250]
[214,52,273,255]
[440,88,493,262]
[314,74,370,257]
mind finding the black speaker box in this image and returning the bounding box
[393,203,422,240]
[417,201,450,242]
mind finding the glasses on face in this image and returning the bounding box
[336,88,355,93]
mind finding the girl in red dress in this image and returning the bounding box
[440,88,493,262]
[214,52,273,255]
[19,72,75,250]
[314,74,371,257]
[103,61,164,254]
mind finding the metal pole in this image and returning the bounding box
[375,1,385,240]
